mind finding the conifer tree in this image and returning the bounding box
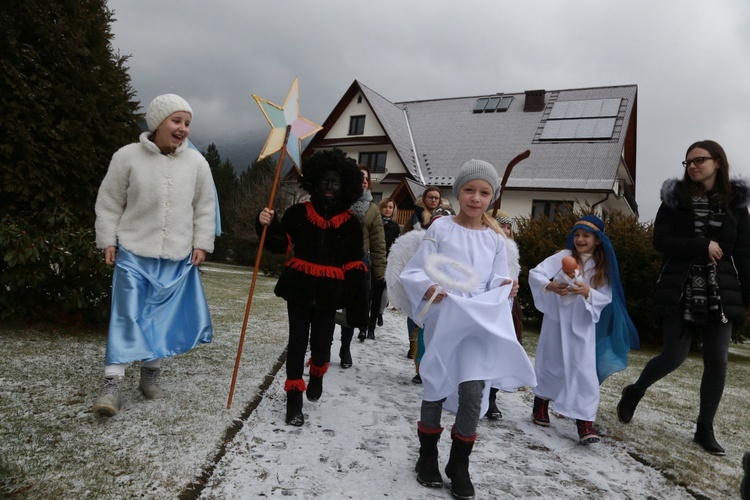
[0,0,141,321]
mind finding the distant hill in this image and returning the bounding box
[192,135,267,176]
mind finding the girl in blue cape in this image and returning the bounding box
[529,215,638,445]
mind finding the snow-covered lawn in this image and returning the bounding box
[0,261,747,498]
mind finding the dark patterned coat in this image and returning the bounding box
[256,197,369,327]
[653,178,750,325]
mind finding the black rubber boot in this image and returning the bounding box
[694,421,725,456]
[366,323,375,340]
[445,431,476,499]
[285,390,304,427]
[306,376,323,402]
[415,423,443,488]
[616,384,644,424]
[485,388,502,420]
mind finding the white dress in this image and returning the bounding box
[400,217,536,415]
[529,250,612,421]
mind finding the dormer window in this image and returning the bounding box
[349,115,365,135]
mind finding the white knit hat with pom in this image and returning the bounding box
[145,94,193,132]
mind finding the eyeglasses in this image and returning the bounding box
[682,156,715,168]
[425,196,440,200]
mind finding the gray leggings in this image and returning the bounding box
[420,380,485,437]
[633,313,732,424]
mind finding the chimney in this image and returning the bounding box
[523,89,546,112]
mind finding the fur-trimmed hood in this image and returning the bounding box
[660,177,750,210]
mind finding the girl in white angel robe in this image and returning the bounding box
[528,215,626,445]
[400,216,537,420]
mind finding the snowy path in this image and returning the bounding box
[201,309,695,499]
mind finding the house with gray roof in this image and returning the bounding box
[302,80,638,225]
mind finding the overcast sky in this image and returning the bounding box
[106,0,750,221]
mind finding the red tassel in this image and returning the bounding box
[304,202,353,229]
[343,260,368,272]
[284,233,292,254]
[284,378,307,393]
[286,257,345,279]
[306,359,329,377]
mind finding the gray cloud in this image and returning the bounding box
[108,0,750,221]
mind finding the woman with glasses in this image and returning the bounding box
[617,140,750,456]
[403,187,443,233]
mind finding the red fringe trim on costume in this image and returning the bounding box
[304,202,352,229]
[451,425,477,442]
[284,378,307,393]
[306,359,329,377]
[343,260,368,272]
[286,257,345,280]
[417,421,444,435]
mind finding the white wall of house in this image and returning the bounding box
[326,95,385,138]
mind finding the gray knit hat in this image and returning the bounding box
[145,94,193,132]
[452,159,500,201]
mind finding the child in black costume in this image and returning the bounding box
[257,149,368,426]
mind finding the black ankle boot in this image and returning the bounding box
[285,390,304,426]
[616,384,644,424]
[415,424,443,488]
[339,343,352,369]
[445,431,476,499]
[366,324,375,340]
[694,421,725,456]
[485,388,502,420]
[306,375,323,402]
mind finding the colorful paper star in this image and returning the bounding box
[253,77,322,169]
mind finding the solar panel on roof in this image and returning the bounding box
[549,98,621,119]
[540,117,616,140]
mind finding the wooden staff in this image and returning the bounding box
[227,124,292,409]
[492,149,531,218]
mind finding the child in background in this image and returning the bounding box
[400,159,536,499]
[256,149,368,426]
[93,94,216,416]
[528,215,638,444]
[372,198,401,328]
[484,209,522,420]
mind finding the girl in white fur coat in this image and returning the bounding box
[92,94,216,417]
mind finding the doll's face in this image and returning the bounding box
[317,170,342,201]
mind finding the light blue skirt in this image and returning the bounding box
[105,247,213,364]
